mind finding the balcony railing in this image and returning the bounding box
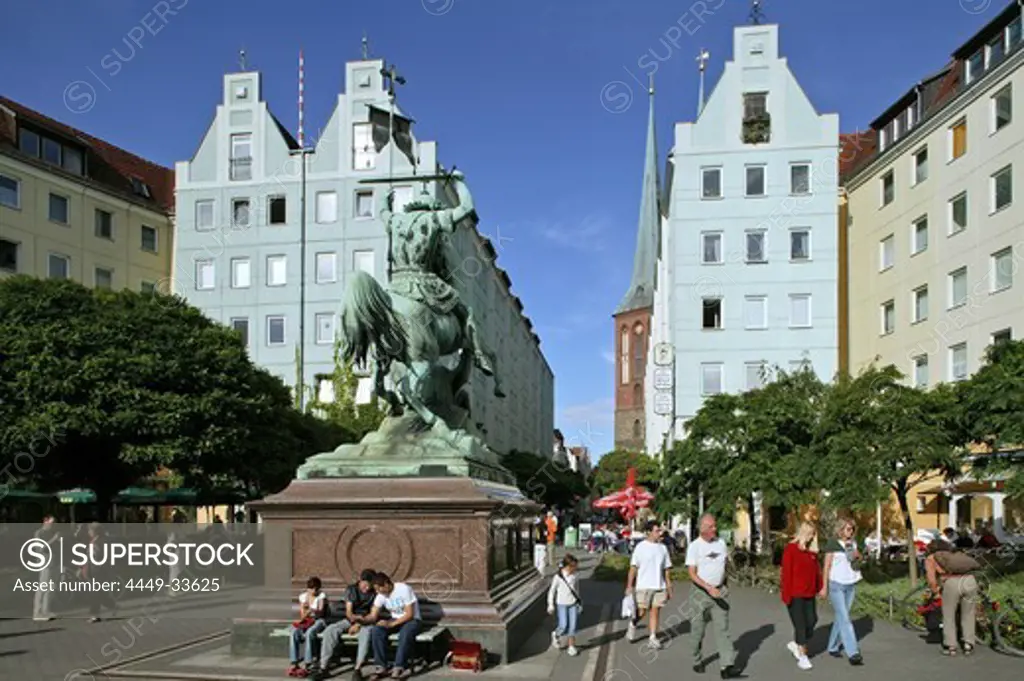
[229,156,252,181]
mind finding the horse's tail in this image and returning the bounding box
[339,271,408,365]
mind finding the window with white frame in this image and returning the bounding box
[316,191,338,223]
[267,316,286,346]
[745,362,766,390]
[94,209,113,240]
[744,295,767,329]
[701,167,722,198]
[316,252,337,283]
[232,199,250,228]
[266,255,287,286]
[790,163,810,194]
[94,267,113,290]
[195,260,215,290]
[789,294,811,328]
[355,190,374,218]
[879,234,894,270]
[268,196,286,225]
[913,354,929,388]
[231,258,251,288]
[949,267,968,308]
[195,200,214,231]
[992,328,1012,345]
[992,165,1012,212]
[790,229,810,261]
[912,216,928,255]
[0,174,19,209]
[880,170,894,206]
[700,363,724,395]
[47,253,69,280]
[141,225,158,253]
[992,247,1013,291]
[352,123,376,170]
[967,49,984,83]
[913,286,929,323]
[229,133,252,181]
[746,230,766,263]
[702,298,723,330]
[1010,16,1022,49]
[881,300,895,335]
[913,146,928,185]
[949,192,968,234]
[354,250,375,276]
[701,232,722,264]
[49,193,69,224]
[950,343,968,381]
[315,313,335,345]
[993,84,1012,132]
[745,165,766,197]
[987,32,1006,67]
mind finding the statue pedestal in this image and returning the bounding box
[234,477,545,664]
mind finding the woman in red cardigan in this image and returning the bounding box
[781,522,822,671]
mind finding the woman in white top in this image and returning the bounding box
[820,518,864,665]
[547,554,582,656]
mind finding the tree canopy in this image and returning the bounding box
[590,449,660,497]
[503,450,588,509]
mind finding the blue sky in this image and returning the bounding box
[1,0,1007,459]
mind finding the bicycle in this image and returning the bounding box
[990,596,1024,658]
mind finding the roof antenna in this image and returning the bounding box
[362,31,370,60]
[749,0,765,25]
[239,48,248,71]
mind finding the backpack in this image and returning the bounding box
[934,550,982,575]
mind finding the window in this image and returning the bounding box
[949,267,968,308]
[267,316,286,346]
[48,253,69,280]
[315,313,335,345]
[231,318,249,347]
[392,185,414,212]
[789,294,811,328]
[743,92,767,118]
[231,258,251,288]
[268,196,286,225]
[992,247,1013,291]
[913,286,929,323]
[987,33,1006,67]
[633,323,645,379]
[701,232,722,264]
[620,327,629,385]
[745,231,766,263]
[355,190,374,218]
[230,133,252,180]
[950,343,968,381]
[94,267,113,290]
[195,260,215,290]
[879,235,894,270]
[94,209,113,239]
[0,174,19,208]
[315,191,338,223]
[140,225,157,253]
[992,328,1012,345]
[911,216,928,255]
[353,123,376,170]
[0,239,18,272]
[790,164,810,195]
[130,177,151,198]
[880,170,894,206]
[745,362,766,391]
[993,85,1012,132]
[316,252,337,283]
[949,192,967,234]
[790,229,810,261]
[18,128,39,156]
[967,49,984,83]
[702,298,723,330]
[992,165,1012,212]
[742,92,770,143]
[63,147,84,175]
[913,147,928,185]
[195,200,214,231]
[701,167,722,198]
[950,119,967,161]
[745,166,766,196]
[632,420,641,439]
[1010,16,1023,49]
[354,250,375,276]
[42,137,61,165]
[881,300,895,335]
[48,193,68,224]
[232,199,250,228]
[140,281,156,294]
[744,295,767,329]
[700,363,724,396]
[266,255,287,286]
[913,355,929,388]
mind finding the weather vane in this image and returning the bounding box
[750,0,765,25]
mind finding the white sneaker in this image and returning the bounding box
[550,631,561,649]
[787,641,801,660]
[648,635,663,650]
[797,655,813,670]
[567,646,579,656]
[626,622,637,642]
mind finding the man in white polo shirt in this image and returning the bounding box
[625,521,672,648]
[687,514,738,679]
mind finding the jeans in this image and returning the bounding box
[319,619,372,668]
[371,619,421,670]
[786,597,817,647]
[827,581,859,657]
[690,587,734,669]
[33,568,51,618]
[290,619,327,665]
[555,604,579,638]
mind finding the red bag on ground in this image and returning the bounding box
[445,639,485,672]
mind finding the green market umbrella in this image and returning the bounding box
[56,488,96,504]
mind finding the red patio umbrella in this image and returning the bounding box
[592,467,654,520]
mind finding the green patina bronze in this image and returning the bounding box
[297,172,513,484]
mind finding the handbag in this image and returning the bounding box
[293,616,315,631]
[558,572,583,614]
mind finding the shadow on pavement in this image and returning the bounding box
[0,650,27,657]
[807,616,874,657]
[0,627,63,639]
[734,623,775,671]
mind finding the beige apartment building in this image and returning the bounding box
[0,96,173,290]
[844,5,1022,386]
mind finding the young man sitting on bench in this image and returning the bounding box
[368,572,422,680]
[314,569,378,678]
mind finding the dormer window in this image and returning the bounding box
[966,49,984,83]
[17,126,86,176]
[130,177,151,198]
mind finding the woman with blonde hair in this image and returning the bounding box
[780,522,822,670]
[820,517,864,665]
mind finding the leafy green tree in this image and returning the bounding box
[307,340,387,441]
[957,339,1024,498]
[590,449,660,497]
[814,365,962,585]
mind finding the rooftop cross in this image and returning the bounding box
[380,61,406,98]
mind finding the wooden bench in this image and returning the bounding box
[273,623,449,669]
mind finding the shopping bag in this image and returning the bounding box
[620,595,636,620]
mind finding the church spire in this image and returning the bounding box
[616,74,660,315]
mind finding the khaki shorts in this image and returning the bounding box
[635,589,667,610]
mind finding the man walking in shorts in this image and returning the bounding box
[625,521,673,649]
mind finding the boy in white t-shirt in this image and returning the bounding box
[288,576,328,676]
[368,572,422,679]
[625,521,673,648]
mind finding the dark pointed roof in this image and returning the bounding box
[616,82,660,315]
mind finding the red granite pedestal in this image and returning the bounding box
[233,477,546,664]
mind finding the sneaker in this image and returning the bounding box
[648,635,663,650]
[550,630,561,649]
[797,655,813,671]
[786,641,801,660]
[720,666,740,679]
[567,646,579,656]
[626,622,637,642]
[849,654,864,666]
